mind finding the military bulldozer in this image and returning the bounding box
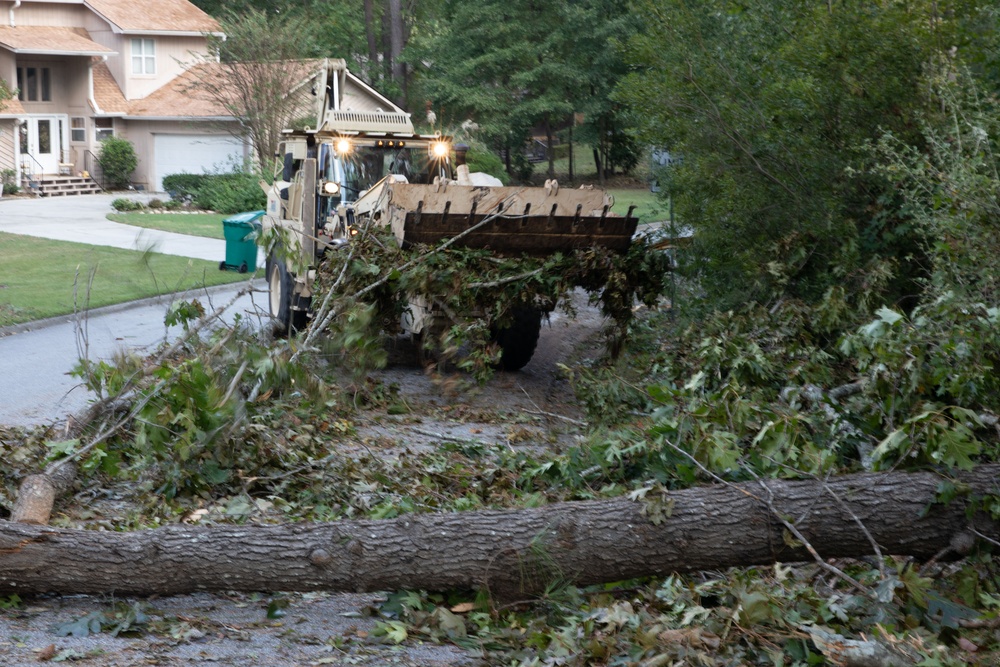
[263,60,638,370]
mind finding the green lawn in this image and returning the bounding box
[607,188,669,223]
[0,232,248,327]
[107,212,228,239]
[105,189,670,233]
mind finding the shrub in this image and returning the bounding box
[162,173,207,201]
[147,198,164,209]
[1,168,18,195]
[111,198,145,212]
[162,167,264,213]
[162,199,183,211]
[464,142,509,185]
[98,137,138,190]
[194,170,265,213]
[510,151,534,183]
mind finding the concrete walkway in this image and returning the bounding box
[0,193,235,263]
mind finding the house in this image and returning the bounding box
[0,0,247,193]
[0,0,416,195]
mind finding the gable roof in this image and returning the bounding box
[92,59,129,115]
[0,26,115,56]
[127,62,233,119]
[85,0,221,35]
[127,60,327,121]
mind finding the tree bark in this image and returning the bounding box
[386,0,406,105]
[546,116,555,179]
[568,120,574,182]
[9,463,76,525]
[364,0,379,75]
[0,467,995,598]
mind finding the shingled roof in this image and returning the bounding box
[127,62,231,119]
[127,60,327,120]
[92,59,129,114]
[0,26,115,55]
[0,97,26,116]
[85,0,221,34]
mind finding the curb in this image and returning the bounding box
[0,279,266,339]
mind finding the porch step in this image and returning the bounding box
[34,175,104,197]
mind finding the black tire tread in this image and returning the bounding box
[494,308,542,371]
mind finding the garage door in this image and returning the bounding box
[153,134,248,192]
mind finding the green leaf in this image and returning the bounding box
[876,306,904,325]
[46,439,80,459]
[374,620,409,644]
[266,598,289,619]
[870,429,908,466]
[54,611,106,637]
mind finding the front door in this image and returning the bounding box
[20,115,66,175]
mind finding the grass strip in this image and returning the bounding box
[0,231,250,327]
[106,213,228,239]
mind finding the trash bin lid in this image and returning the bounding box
[222,210,265,224]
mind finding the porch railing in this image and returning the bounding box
[83,150,107,191]
[19,153,44,193]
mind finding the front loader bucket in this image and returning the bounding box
[369,182,638,255]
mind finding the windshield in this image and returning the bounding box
[319,142,446,203]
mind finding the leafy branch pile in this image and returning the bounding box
[310,223,670,380]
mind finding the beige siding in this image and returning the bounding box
[82,17,123,87]
[76,29,212,102]
[122,118,244,190]
[12,57,81,112]
[0,49,15,91]
[0,119,15,175]
[123,35,211,100]
[5,2,88,27]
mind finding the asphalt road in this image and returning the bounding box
[0,194,268,427]
[0,281,266,428]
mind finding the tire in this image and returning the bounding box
[492,307,543,371]
[267,254,308,335]
[219,260,227,271]
[238,261,248,274]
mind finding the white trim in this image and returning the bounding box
[345,71,405,114]
[9,0,21,29]
[88,55,105,114]
[130,37,156,76]
[4,47,115,56]
[121,30,225,37]
[22,113,69,174]
[123,116,237,121]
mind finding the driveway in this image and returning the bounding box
[0,193,232,263]
[0,193,268,426]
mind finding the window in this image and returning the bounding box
[37,119,51,154]
[95,118,114,141]
[26,68,37,101]
[15,66,52,102]
[131,38,156,75]
[71,117,86,143]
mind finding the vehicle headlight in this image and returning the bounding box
[322,181,340,195]
[335,138,352,155]
[430,141,450,159]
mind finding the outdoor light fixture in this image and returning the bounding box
[322,181,340,195]
[335,138,352,155]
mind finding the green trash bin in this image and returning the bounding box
[220,210,264,273]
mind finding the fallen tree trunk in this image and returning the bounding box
[9,462,77,525]
[1,466,996,597]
